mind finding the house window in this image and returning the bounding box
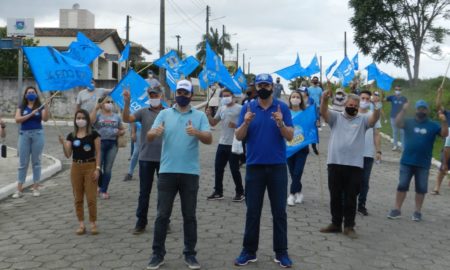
[112,62,118,79]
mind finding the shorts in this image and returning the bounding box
[397,164,429,194]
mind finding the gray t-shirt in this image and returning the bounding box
[76,88,107,113]
[145,78,161,89]
[273,83,284,99]
[134,107,163,162]
[214,103,242,145]
[327,110,370,168]
[360,111,381,158]
[94,113,122,141]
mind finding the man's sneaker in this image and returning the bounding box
[12,191,23,199]
[147,255,164,269]
[320,224,342,233]
[234,250,257,266]
[412,211,422,222]
[206,192,224,200]
[387,209,401,219]
[343,227,358,239]
[132,226,145,235]
[184,255,201,269]
[32,189,40,197]
[392,146,398,151]
[294,192,303,204]
[358,206,368,216]
[123,174,133,181]
[287,194,295,206]
[274,254,293,268]
[232,194,245,202]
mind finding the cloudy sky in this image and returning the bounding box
[1,0,450,84]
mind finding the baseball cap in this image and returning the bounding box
[176,79,193,92]
[335,88,345,94]
[415,100,429,110]
[255,73,273,85]
[148,87,162,94]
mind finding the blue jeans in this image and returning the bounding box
[287,147,309,194]
[243,165,288,256]
[17,129,45,183]
[152,173,199,257]
[99,140,118,193]
[358,157,374,208]
[390,117,404,147]
[214,144,244,195]
[136,160,159,228]
[128,135,140,175]
[397,164,429,194]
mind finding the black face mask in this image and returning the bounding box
[175,95,191,107]
[257,89,272,100]
[416,112,427,120]
[345,106,358,116]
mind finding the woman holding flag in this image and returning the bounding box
[13,86,50,198]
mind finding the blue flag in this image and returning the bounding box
[304,55,320,77]
[109,70,151,113]
[365,63,394,91]
[332,57,355,87]
[286,105,319,158]
[275,54,306,80]
[62,32,103,65]
[233,67,247,90]
[166,69,181,91]
[118,43,131,63]
[178,56,200,76]
[325,60,337,77]
[23,46,92,91]
[352,53,359,70]
[154,50,182,71]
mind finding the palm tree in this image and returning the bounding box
[196,27,233,63]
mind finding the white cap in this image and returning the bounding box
[176,79,193,92]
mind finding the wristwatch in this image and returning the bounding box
[278,121,285,128]
[374,102,383,110]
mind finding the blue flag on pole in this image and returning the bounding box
[109,70,151,113]
[233,67,247,90]
[365,63,394,91]
[304,55,320,77]
[118,43,131,63]
[352,53,359,70]
[166,69,181,91]
[154,50,182,71]
[286,105,319,158]
[274,54,306,80]
[332,56,355,87]
[23,46,92,91]
[325,60,337,77]
[178,56,200,76]
[62,32,103,65]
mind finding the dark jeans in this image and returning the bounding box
[243,164,288,256]
[152,173,199,257]
[358,157,374,208]
[327,164,362,228]
[136,161,160,228]
[214,144,244,195]
[287,147,309,194]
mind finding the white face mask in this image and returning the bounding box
[149,98,161,107]
[395,90,401,95]
[76,119,87,128]
[104,103,113,111]
[359,101,370,109]
[290,98,301,106]
[221,96,233,106]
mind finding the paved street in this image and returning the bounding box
[1,123,450,270]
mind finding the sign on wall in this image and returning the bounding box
[7,18,35,37]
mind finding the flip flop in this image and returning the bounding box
[431,190,440,195]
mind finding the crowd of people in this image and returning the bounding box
[1,70,449,269]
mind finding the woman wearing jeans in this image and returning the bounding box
[59,109,101,235]
[90,96,125,199]
[13,86,49,198]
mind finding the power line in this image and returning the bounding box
[132,11,204,26]
[167,0,204,32]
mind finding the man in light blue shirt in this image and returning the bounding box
[146,79,212,270]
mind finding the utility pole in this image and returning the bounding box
[160,0,168,99]
[180,45,183,57]
[175,35,181,56]
[248,61,250,74]
[125,15,130,71]
[319,55,323,83]
[206,6,210,42]
[221,25,225,61]
[243,53,245,74]
[344,31,347,58]
[236,43,239,70]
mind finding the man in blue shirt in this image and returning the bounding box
[234,73,294,268]
[386,86,408,151]
[146,80,212,270]
[273,77,285,99]
[387,100,448,222]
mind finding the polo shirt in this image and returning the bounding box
[152,105,210,175]
[20,106,43,131]
[237,98,293,165]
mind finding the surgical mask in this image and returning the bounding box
[149,98,161,107]
[75,119,87,128]
[359,101,370,109]
[175,95,191,107]
[345,107,358,116]
[148,74,153,79]
[290,98,301,106]
[395,90,401,95]
[26,93,37,101]
[221,96,233,106]
[335,94,345,102]
[416,112,427,120]
[104,103,113,111]
[257,88,272,100]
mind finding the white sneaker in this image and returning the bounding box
[294,193,304,204]
[322,123,326,127]
[12,191,23,199]
[318,127,323,131]
[287,194,295,206]
[32,189,40,197]
[392,146,398,151]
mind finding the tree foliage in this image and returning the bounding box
[349,0,450,85]
[195,27,233,63]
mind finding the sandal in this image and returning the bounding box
[431,190,440,195]
[91,225,99,235]
[76,226,86,235]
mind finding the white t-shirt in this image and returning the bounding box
[214,103,242,145]
[360,111,381,158]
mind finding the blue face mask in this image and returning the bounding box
[175,95,191,107]
[26,93,37,101]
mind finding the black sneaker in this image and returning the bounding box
[207,192,224,200]
[123,174,133,181]
[358,206,368,216]
[232,194,245,202]
[184,255,201,269]
[147,255,164,269]
[132,226,145,235]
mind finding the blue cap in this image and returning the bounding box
[415,100,429,110]
[255,73,273,85]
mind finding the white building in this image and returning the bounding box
[59,4,95,29]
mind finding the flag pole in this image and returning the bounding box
[137,63,154,74]
[439,57,450,89]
